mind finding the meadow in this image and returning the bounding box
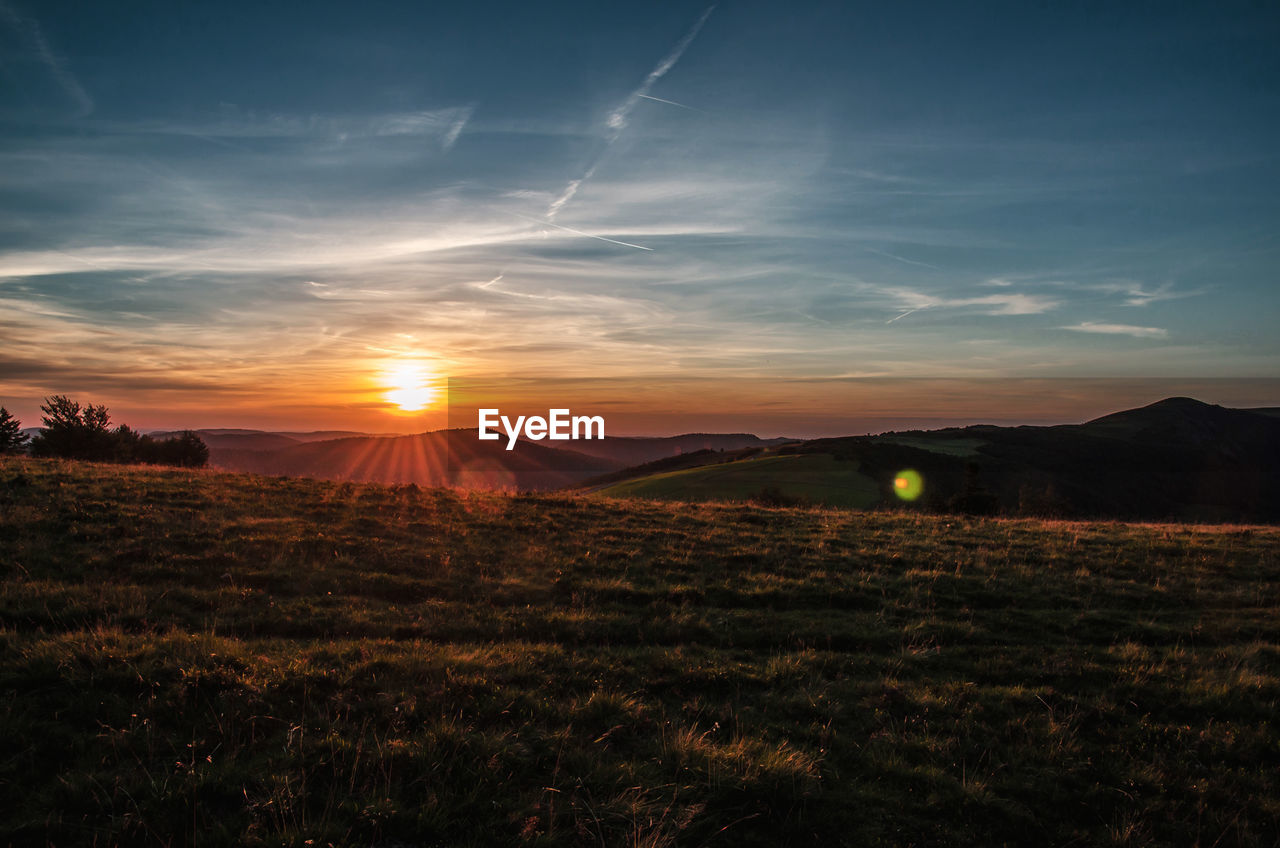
[1,457,1278,846]
[594,453,881,508]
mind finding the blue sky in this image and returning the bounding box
[1,1,1277,433]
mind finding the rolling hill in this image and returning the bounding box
[209,430,614,490]
[597,452,881,508]
[206,430,782,490]
[149,428,381,450]
[593,397,1280,522]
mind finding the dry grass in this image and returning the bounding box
[1,457,1278,846]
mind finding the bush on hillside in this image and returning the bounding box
[28,396,208,468]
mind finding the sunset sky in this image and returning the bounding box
[1,1,1277,436]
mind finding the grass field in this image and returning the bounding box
[2,457,1279,846]
[595,453,882,508]
[869,436,987,458]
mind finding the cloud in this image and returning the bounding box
[112,106,475,144]
[1060,321,1169,338]
[440,107,473,151]
[966,293,1061,315]
[547,6,714,221]
[0,1,93,116]
[605,6,715,139]
[876,286,1061,317]
[1091,280,1203,308]
[546,163,598,221]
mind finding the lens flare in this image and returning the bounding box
[893,469,924,501]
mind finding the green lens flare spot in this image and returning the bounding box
[893,469,923,501]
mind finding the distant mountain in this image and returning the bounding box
[1075,397,1280,455]
[275,430,389,443]
[595,398,1280,523]
[206,429,782,490]
[150,428,382,448]
[151,431,302,452]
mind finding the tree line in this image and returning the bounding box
[0,396,208,467]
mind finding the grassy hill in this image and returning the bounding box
[596,398,1280,522]
[205,430,784,491]
[595,453,881,508]
[210,429,616,491]
[2,458,1279,845]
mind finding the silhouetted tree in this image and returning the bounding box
[30,395,114,460]
[947,461,1000,516]
[164,431,210,468]
[0,407,28,455]
[111,424,144,462]
[25,396,208,468]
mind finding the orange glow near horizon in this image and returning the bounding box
[2,376,1275,437]
[382,362,440,413]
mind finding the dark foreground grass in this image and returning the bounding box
[1,458,1278,846]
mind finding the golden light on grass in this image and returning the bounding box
[893,469,923,501]
[383,362,439,412]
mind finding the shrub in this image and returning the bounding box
[0,407,28,455]
[27,396,208,468]
[29,395,114,460]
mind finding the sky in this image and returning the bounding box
[1,0,1278,436]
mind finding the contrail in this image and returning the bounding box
[0,1,93,116]
[515,213,653,251]
[546,163,598,221]
[606,5,715,139]
[886,308,919,324]
[546,6,714,221]
[441,105,473,151]
[636,93,700,111]
[864,247,941,271]
[542,220,653,251]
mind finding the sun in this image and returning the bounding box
[383,362,438,412]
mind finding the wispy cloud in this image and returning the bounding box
[0,0,93,116]
[605,6,715,139]
[1092,280,1203,308]
[112,106,475,144]
[441,107,473,151]
[1061,321,1169,338]
[876,286,1060,317]
[546,163,598,221]
[966,293,1062,315]
[546,6,714,223]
